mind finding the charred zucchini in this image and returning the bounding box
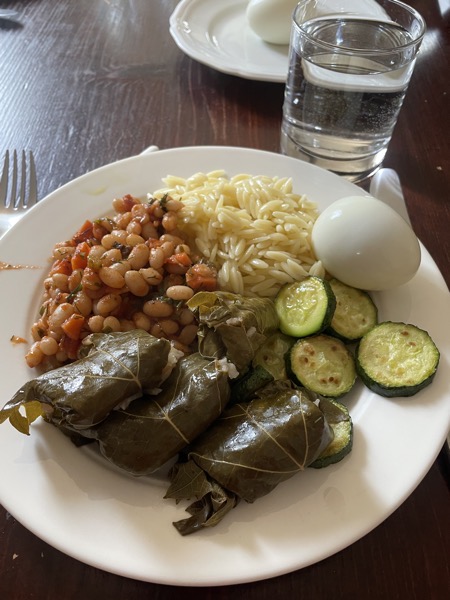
[288,334,356,398]
[356,322,439,397]
[327,279,378,342]
[275,277,336,338]
[253,332,296,379]
[310,398,353,468]
[231,333,296,403]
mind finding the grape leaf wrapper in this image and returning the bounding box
[165,380,333,534]
[0,330,175,434]
[82,353,234,475]
[187,291,279,373]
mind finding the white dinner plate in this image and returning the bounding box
[0,146,449,586]
[169,0,289,82]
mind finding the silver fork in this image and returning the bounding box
[0,150,38,237]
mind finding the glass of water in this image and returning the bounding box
[280,0,426,182]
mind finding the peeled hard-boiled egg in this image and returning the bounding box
[246,0,299,45]
[311,196,421,291]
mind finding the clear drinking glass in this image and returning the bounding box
[280,0,426,182]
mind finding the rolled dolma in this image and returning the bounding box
[165,380,333,535]
[187,291,279,373]
[82,353,236,475]
[0,330,177,435]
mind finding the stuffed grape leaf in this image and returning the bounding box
[165,380,333,534]
[187,291,279,373]
[0,330,175,434]
[81,353,234,475]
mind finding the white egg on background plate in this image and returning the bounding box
[246,0,299,45]
[311,196,421,291]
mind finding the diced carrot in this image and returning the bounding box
[49,257,72,276]
[61,313,86,340]
[187,276,217,291]
[72,220,94,244]
[185,263,218,291]
[71,241,91,271]
[165,252,192,267]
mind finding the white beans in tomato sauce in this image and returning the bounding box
[26,193,218,369]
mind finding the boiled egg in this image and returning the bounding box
[311,196,421,291]
[246,0,299,45]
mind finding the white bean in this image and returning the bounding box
[95,293,122,316]
[111,229,128,244]
[52,246,75,259]
[166,285,194,301]
[133,312,151,331]
[128,244,149,269]
[48,303,75,329]
[124,270,149,297]
[140,267,163,286]
[101,248,122,266]
[162,211,178,231]
[178,307,195,325]
[126,220,142,235]
[141,222,158,240]
[68,269,83,291]
[89,245,106,261]
[149,247,165,270]
[39,336,59,356]
[143,300,174,318]
[160,241,175,258]
[25,343,44,367]
[88,315,104,333]
[99,266,126,289]
[101,234,116,250]
[72,291,93,317]
[109,260,131,276]
[51,273,69,292]
[177,324,198,346]
[159,319,179,336]
[103,316,121,332]
[126,233,145,247]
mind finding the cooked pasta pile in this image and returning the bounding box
[155,171,324,298]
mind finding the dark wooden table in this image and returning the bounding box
[0,1,449,598]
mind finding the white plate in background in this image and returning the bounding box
[169,0,289,82]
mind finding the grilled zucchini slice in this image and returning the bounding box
[356,322,439,397]
[275,276,336,338]
[253,332,296,379]
[287,334,356,398]
[310,398,353,468]
[231,333,296,403]
[327,279,378,342]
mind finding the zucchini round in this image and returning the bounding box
[327,279,378,342]
[310,398,353,468]
[287,334,356,398]
[252,332,296,379]
[356,322,440,397]
[275,277,336,338]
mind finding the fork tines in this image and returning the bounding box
[0,149,38,209]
